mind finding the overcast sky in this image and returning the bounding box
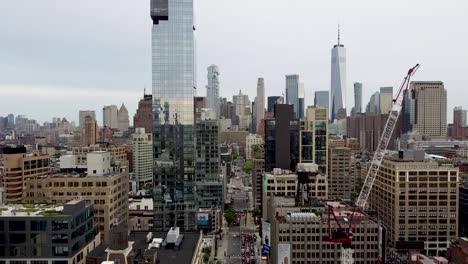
[0,0,467,124]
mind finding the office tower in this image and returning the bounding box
[353,82,363,114]
[233,90,251,130]
[24,151,129,243]
[79,110,95,128]
[2,146,50,203]
[117,103,129,131]
[330,27,347,121]
[314,90,329,109]
[195,119,223,210]
[133,128,153,189]
[299,107,328,175]
[411,81,447,137]
[268,198,380,264]
[134,94,153,133]
[220,98,234,119]
[369,150,458,256]
[267,96,282,113]
[245,134,263,160]
[151,0,196,231]
[298,83,305,119]
[265,104,300,172]
[206,65,220,118]
[347,113,401,153]
[285,74,300,118]
[365,91,380,114]
[82,115,98,146]
[7,113,14,128]
[103,105,118,128]
[379,87,393,114]
[328,145,352,199]
[252,146,265,209]
[254,78,265,132]
[0,200,100,262]
[453,106,467,139]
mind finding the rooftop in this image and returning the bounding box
[0,203,66,217]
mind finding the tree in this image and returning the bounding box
[224,210,236,225]
[252,207,261,219]
[254,151,263,159]
[244,160,253,173]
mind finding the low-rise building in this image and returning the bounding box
[0,200,100,264]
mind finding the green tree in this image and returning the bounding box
[252,207,261,219]
[224,210,236,225]
[254,151,263,159]
[244,160,253,173]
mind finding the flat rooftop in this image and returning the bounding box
[0,203,65,217]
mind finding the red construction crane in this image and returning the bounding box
[323,64,420,263]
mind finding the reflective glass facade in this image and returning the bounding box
[151,0,196,231]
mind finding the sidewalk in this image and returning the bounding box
[216,216,229,262]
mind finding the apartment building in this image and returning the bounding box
[245,134,263,160]
[3,146,50,203]
[369,150,459,256]
[23,151,129,244]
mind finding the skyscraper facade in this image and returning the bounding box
[286,74,300,118]
[254,77,265,132]
[79,110,95,128]
[134,94,153,133]
[314,91,329,109]
[133,128,153,189]
[267,96,282,113]
[330,30,347,121]
[151,0,196,231]
[206,65,220,118]
[353,82,363,114]
[366,91,380,114]
[379,87,393,114]
[103,105,118,129]
[412,81,447,137]
[117,103,129,131]
[299,107,328,175]
[298,83,305,119]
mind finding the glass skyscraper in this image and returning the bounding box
[151,0,196,231]
[330,28,347,121]
[286,74,300,118]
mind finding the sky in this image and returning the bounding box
[0,0,467,124]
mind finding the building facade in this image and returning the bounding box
[3,146,50,203]
[369,152,459,256]
[254,78,265,133]
[103,105,118,129]
[245,134,263,160]
[327,146,352,200]
[353,82,363,114]
[82,115,98,146]
[151,0,197,231]
[267,96,282,113]
[206,65,220,118]
[286,75,300,119]
[134,94,153,133]
[117,103,129,132]
[299,107,328,175]
[314,91,329,110]
[412,81,447,137]
[379,87,393,114]
[133,128,153,189]
[0,200,100,264]
[79,110,96,128]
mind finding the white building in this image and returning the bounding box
[103,105,118,129]
[206,65,220,119]
[133,128,153,189]
[379,87,393,114]
[245,134,263,160]
[330,27,346,121]
[254,77,265,132]
[117,103,129,131]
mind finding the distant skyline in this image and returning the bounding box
[0,0,467,123]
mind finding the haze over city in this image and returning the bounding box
[1,0,467,123]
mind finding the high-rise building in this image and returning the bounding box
[206,65,220,118]
[103,105,118,129]
[220,98,234,119]
[79,110,95,128]
[366,91,380,114]
[2,146,50,203]
[453,106,467,139]
[353,82,363,114]
[233,90,251,130]
[314,91,329,109]
[194,96,207,123]
[299,107,328,175]
[117,103,129,131]
[254,78,265,132]
[195,118,223,210]
[151,0,196,231]
[328,145,352,200]
[459,182,468,237]
[267,96,282,113]
[330,27,347,121]
[369,150,459,256]
[134,94,153,133]
[298,83,305,119]
[0,200,100,263]
[412,81,447,137]
[133,128,153,189]
[379,87,393,114]
[265,104,299,172]
[285,74,300,118]
[82,115,98,146]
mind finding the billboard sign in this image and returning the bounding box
[262,220,271,255]
[197,213,209,227]
[277,243,291,264]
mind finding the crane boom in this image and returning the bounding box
[355,64,420,210]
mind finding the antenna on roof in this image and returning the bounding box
[337,24,340,45]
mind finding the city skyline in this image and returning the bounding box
[1,0,467,123]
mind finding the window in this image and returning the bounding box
[52,246,69,257]
[9,221,25,231]
[31,220,47,231]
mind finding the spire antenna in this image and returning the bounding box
[338,24,340,45]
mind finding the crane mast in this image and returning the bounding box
[355,64,419,210]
